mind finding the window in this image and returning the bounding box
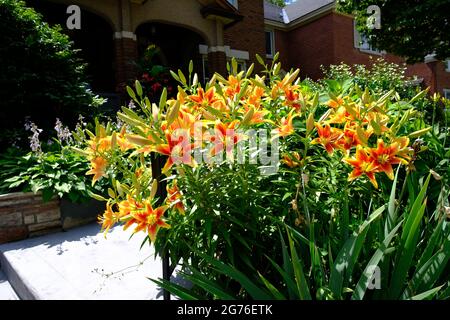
[229,59,247,72]
[201,56,210,84]
[354,21,381,54]
[445,60,450,72]
[227,0,238,8]
[444,89,450,100]
[265,30,275,58]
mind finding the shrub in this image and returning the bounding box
[0,0,103,150]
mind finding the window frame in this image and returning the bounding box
[353,20,382,55]
[265,29,275,59]
[444,89,450,100]
[445,60,450,72]
[227,0,238,9]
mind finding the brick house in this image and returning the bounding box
[264,0,450,98]
[28,0,450,100]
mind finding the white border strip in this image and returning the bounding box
[199,45,249,60]
[114,31,137,41]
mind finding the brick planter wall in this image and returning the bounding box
[0,193,62,244]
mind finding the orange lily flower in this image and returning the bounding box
[154,130,195,173]
[189,87,226,112]
[368,139,410,180]
[98,203,119,238]
[122,200,170,243]
[118,195,143,217]
[311,123,343,155]
[337,124,366,152]
[272,111,296,138]
[86,157,108,184]
[344,147,380,188]
[241,104,269,125]
[166,181,185,215]
[282,152,302,168]
[208,120,243,158]
[284,85,302,111]
[247,86,265,108]
[327,97,345,109]
[224,75,241,98]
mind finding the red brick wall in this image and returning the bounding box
[277,13,336,80]
[274,29,289,70]
[435,61,450,94]
[274,12,438,91]
[224,0,265,67]
[208,51,227,76]
[114,38,138,92]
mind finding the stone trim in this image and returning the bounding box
[114,31,137,41]
[199,44,250,60]
[0,193,104,244]
[0,193,62,243]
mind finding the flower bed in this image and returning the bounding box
[70,56,450,300]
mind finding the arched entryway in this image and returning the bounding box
[136,22,208,82]
[26,0,115,94]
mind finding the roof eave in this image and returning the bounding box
[265,2,336,31]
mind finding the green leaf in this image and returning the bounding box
[149,278,200,300]
[330,205,384,299]
[178,69,187,85]
[389,175,431,299]
[352,220,403,300]
[386,166,401,236]
[126,86,137,102]
[405,231,450,297]
[256,54,265,67]
[195,251,272,300]
[258,271,286,300]
[135,80,143,98]
[181,268,236,300]
[287,228,311,300]
[410,286,444,300]
[159,88,167,110]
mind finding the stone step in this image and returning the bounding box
[0,223,185,300]
[0,270,19,300]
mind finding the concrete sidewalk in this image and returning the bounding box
[0,270,18,300]
[0,223,183,300]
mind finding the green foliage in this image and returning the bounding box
[0,146,106,203]
[154,175,450,300]
[337,0,450,63]
[320,59,449,126]
[266,0,286,7]
[0,0,103,149]
[321,58,417,98]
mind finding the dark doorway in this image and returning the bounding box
[26,0,115,93]
[136,22,206,75]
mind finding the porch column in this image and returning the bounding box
[114,32,138,92]
[425,54,438,93]
[208,19,227,76]
[114,0,138,92]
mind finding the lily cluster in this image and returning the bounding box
[76,58,428,243]
[310,94,414,188]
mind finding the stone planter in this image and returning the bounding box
[0,192,61,244]
[0,192,104,244]
[60,198,103,231]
